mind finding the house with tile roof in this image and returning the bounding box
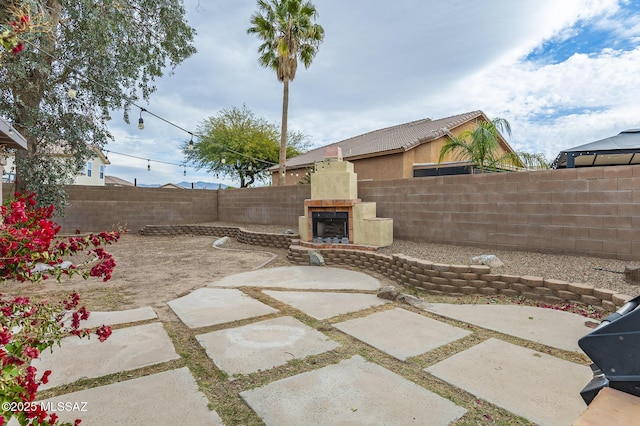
[273,110,519,185]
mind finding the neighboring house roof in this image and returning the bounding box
[51,144,110,164]
[0,118,27,150]
[93,146,111,165]
[105,175,134,186]
[280,110,512,169]
[159,183,187,189]
[552,129,640,168]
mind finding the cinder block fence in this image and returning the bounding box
[4,163,635,260]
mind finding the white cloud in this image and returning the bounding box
[103,0,640,184]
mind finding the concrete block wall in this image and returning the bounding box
[358,165,640,260]
[54,186,218,233]
[5,163,639,260]
[217,185,309,226]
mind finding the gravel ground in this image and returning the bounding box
[378,240,640,297]
[211,222,640,298]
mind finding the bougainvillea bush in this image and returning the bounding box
[1,192,120,425]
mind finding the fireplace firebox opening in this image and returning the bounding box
[312,211,349,243]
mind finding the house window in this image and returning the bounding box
[99,164,105,179]
[87,161,92,177]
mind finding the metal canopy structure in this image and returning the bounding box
[0,118,27,150]
[552,129,640,169]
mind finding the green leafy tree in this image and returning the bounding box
[184,105,309,188]
[0,0,196,210]
[438,117,522,173]
[247,0,324,185]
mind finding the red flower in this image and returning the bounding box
[96,325,112,342]
[40,370,51,384]
[0,327,11,345]
[22,346,39,359]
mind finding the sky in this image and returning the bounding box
[103,0,640,187]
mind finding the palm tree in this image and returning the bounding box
[247,0,324,185]
[513,151,551,170]
[438,117,520,173]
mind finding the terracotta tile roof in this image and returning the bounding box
[284,110,487,168]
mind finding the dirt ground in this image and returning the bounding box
[6,233,593,425]
[2,234,293,314]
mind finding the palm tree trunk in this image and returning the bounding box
[278,77,289,185]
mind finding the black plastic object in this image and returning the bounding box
[578,295,640,404]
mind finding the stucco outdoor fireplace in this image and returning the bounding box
[298,147,393,248]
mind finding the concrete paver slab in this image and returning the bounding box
[240,354,466,425]
[334,307,471,360]
[425,303,592,352]
[37,368,223,425]
[426,338,593,426]
[263,290,388,319]
[208,265,380,290]
[167,287,278,328]
[196,316,340,375]
[32,322,180,390]
[75,306,157,328]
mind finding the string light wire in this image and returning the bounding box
[14,30,278,170]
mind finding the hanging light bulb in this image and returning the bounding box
[105,150,109,160]
[147,160,150,171]
[183,165,186,176]
[248,164,253,172]
[138,109,145,130]
[221,154,226,164]
[188,135,194,151]
[68,83,78,99]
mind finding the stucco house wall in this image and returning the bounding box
[3,146,109,186]
[72,152,109,186]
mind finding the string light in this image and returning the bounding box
[147,159,150,171]
[68,83,77,99]
[188,133,194,150]
[221,153,226,164]
[138,109,145,130]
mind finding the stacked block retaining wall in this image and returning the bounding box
[286,243,632,314]
[139,224,296,249]
[136,224,633,313]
